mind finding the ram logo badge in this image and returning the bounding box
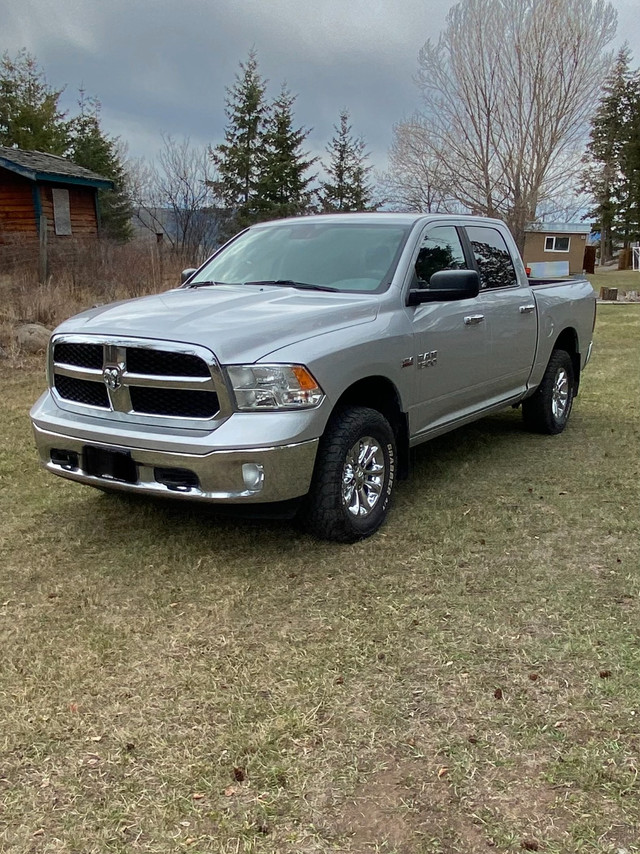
[103,366,123,391]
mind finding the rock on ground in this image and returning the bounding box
[15,323,51,354]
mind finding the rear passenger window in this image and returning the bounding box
[465,226,517,289]
[415,226,466,286]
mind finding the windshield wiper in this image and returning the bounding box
[187,280,232,289]
[244,279,339,292]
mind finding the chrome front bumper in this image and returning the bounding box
[32,424,319,504]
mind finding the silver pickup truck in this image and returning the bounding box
[30,213,596,541]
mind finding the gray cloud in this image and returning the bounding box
[2,0,637,176]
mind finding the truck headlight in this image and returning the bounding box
[227,364,324,410]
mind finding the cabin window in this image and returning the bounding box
[544,236,570,252]
[52,188,72,235]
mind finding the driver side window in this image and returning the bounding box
[415,226,467,287]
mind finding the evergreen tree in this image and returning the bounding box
[582,46,637,260]
[210,50,268,232]
[617,71,640,245]
[255,85,316,219]
[0,49,69,153]
[320,110,374,212]
[68,93,133,241]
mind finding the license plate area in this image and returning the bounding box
[83,446,137,484]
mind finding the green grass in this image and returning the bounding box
[587,269,640,294]
[1,306,639,853]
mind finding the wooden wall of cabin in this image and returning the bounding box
[39,185,99,237]
[0,168,37,239]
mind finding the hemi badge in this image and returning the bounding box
[402,357,414,368]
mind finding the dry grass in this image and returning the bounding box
[0,241,189,353]
[0,306,639,853]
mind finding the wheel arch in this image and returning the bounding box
[553,327,580,393]
[332,376,410,480]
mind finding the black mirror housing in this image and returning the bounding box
[408,269,480,305]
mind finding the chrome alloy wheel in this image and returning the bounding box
[341,436,385,517]
[552,367,570,420]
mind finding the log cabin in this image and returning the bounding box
[0,146,113,245]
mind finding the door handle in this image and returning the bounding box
[519,304,535,313]
[464,314,485,325]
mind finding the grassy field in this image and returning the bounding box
[1,306,639,853]
[587,268,640,296]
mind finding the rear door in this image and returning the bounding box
[407,223,493,438]
[463,225,538,402]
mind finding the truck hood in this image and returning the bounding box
[54,285,379,364]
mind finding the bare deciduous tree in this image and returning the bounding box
[391,0,617,251]
[130,135,218,261]
[381,114,457,212]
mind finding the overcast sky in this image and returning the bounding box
[2,0,639,177]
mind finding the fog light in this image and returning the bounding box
[242,463,264,491]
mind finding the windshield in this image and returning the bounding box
[188,220,412,293]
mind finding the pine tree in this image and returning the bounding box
[617,70,640,245]
[582,47,635,261]
[210,50,268,232]
[320,110,374,212]
[68,93,133,241]
[0,49,69,153]
[255,85,316,219]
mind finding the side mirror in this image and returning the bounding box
[407,269,480,305]
[181,267,197,285]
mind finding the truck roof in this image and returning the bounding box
[251,212,509,228]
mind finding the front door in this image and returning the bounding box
[407,224,493,438]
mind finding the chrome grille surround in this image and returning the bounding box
[49,334,233,430]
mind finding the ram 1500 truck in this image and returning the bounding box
[30,213,596,541]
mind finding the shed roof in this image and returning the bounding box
[0,146,113,189]
[525,221,591,235]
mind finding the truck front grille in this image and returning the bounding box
[54,374,110,408]
[51,337,223,423]
[129,386,219,418]
[125,347,211,377]
[54,342,104,370]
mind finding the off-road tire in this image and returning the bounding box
[522,349,575,435]
[299,406,396,542]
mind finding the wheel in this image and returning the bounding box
[300,406,397,542]
[522,349,575,434]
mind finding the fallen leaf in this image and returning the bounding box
[494,688,503,700]
[33,829,45,837]
[334,676,344,685]
[520,839,540,851]
[599,670,612,679]
[468,735,479,745]
[224,785,237,797]
[233,766,246,782]
[528,673,539,681]
[437,766,448,778]
[192,792,205,800]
